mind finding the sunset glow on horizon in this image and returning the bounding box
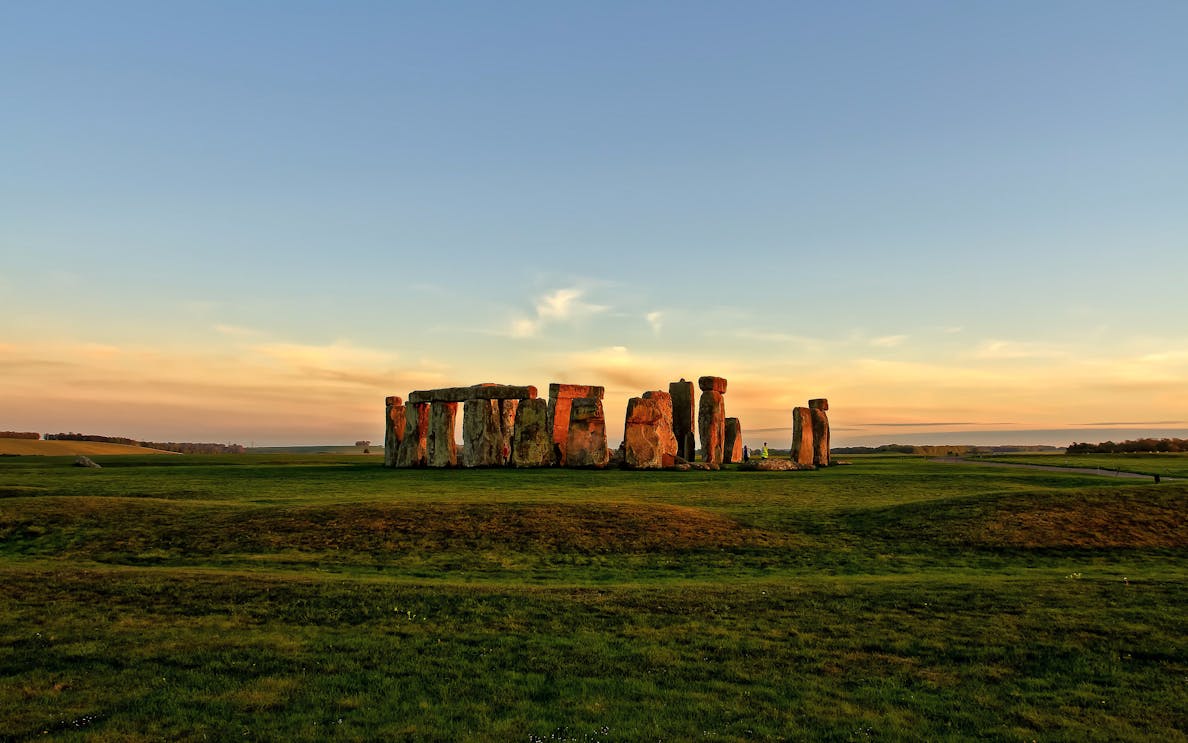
[4,2,1186,448]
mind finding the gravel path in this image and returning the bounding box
[927,457,1171,481]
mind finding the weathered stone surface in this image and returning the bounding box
[396,403,429,467]
[724,417,742,464]
[790,407,814,467]
[808,398,829,411]
[698,376,728,394]
[73,455,101,468]
[546,397,573,463]
[511,398,552,467]
[499,399,518,464]
[623,391,678,469]
[408,384,537,404]
[427,402,458,467]
[384,396,406,468]
[462,399,503,467]
[811,408,830,467]
[566,397,609,468]
[697,390,725,470]
[669,379,696,461]
[548,383,605,400]
[546,383,604,464]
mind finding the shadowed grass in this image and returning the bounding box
[1,454,1186,740]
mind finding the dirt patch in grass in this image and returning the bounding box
[977,496,1188,549]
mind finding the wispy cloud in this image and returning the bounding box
[509,287,609,338]
[646,311,664,334]
[968,339,1067,360]
[213,323,264,337]
[870,335,908,348]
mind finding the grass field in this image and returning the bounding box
[0,440,177,457]
[2,454,1186,740]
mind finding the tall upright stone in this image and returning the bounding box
[669,379,696,461]
[547,384,604,466]
[698,391,726,470]
[462,398,503,467]
[384,396,405,468]
[427,401,458,468]
[566,397,609,468]
[790,407,814,467]
[396,403,429,467]
[724,417,742,464]
[499,399,519,464]
[511,398,552,467]
[623,391,678,469]
[809,398,830,467]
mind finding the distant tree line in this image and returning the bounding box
[45,432,139,445]
[0,431,41,440]
[140,441,246,454]
[1067,438,1188,454]
[832,444,1063,455]
[43,432,245,454]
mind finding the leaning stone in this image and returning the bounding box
[623,392,678,469]
[384,396,405,468]
[739,459,808,471]
[791,407,814,467]
[698,376,728,394]
[73,455,101,468]
[698,390,725,469]
[566,397,609,468]
[809,398,829,411]
[812,408,830,467]
[427,401,458,467]
[511,398,552,467]
[462,399,503,467]
[669,379,696,461]
[724,417,742,464]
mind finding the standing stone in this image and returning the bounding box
[511,398,552,467]
[669,379,696,461]
[499,399,519,464]
[698,390,725,470]
[623,391,678,469]
[384,396,405,468]
[547,383,604,466]
[791,407,814,467]
[462,398,503,467]
[396,403,429,467]
[724,417,742,464]
[811,407,830,467]
[566,397,609,468]
[427,401,458,468]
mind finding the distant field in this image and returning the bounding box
[1,454,1185,740]
[978,451,1188,478]
[0,439,177,456]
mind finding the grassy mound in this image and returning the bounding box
[0,439,176,456]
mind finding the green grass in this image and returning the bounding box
[2,454,1186,740]
[976,451,1188,479]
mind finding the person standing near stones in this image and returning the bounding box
[761,442,769,459]
[742,445,750,462]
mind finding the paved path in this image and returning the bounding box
[928,457,1170,481]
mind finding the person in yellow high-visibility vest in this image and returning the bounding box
[760,442,769,459]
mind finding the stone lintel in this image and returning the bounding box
[548,383,605,400]
[408,384,538,404]
[808,398,829,411]
[385,395,403,406]
[698,376,728,393]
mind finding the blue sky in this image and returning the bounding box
[3,1,1187,445]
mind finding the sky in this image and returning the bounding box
[3,1,1187,447]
